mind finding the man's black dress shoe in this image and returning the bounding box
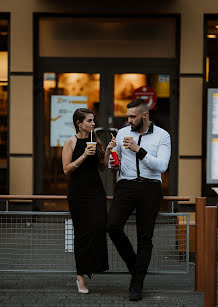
[128,266,136,292]
[129,283,143,301]
[129,275,135,293]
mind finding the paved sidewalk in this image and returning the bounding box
[0,267,204,307]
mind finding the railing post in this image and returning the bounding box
[204,205,217,307]
[195,197,206,292]
[5,200,8,212]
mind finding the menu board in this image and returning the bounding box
[212,94,218,134]
[50,95,87,147]
[211,139,218,180]
[207,90,218,183]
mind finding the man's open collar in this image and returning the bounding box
[130,121,154,135]
[142,121,154,135]
[147,121,154,134]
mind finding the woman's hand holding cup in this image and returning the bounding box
[84,142,97,156]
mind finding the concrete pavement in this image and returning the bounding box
[0,267,204,307]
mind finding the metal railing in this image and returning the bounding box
[0,195,190,275]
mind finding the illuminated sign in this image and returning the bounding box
[132,86,157,110]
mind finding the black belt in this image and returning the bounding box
[131,177,160,183]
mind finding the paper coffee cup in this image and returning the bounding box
[86,141,97,149]
[123,137,133,148]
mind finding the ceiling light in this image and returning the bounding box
[207,34,217,38]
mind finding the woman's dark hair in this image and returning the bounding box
[73,108,105,168]
[73,108,93,132]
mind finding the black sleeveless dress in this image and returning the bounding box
[67,136,109,275]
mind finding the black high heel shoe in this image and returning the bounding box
[87,273,95,279]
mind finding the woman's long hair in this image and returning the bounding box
[73,108,105,167]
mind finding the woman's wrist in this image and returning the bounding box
[106,147,111,154]
[72,153,87,170]
[82,152,88,159]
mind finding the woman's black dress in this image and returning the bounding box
[67,136,109,275]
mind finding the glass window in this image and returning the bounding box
[0,18,8,194]
[113,73,170,200]
[43,72,100,210]
[114,73,170,128]
[39,17,176,58]
[206,20,218,84]
[206,20,218,185]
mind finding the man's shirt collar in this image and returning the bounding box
[131,121,154,136]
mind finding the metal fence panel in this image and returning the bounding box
[0,211,190,274]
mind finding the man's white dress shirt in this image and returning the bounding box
[113,123,171,183]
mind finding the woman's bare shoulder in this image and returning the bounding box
[64,136,77,151]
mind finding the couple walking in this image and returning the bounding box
[62,98,171,301]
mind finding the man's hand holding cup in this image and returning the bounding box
[123,137,140,153]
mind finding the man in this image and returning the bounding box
[107,98,171,301]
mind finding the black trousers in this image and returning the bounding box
[107,179,162,284]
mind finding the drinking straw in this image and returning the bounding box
[91,130,93,142]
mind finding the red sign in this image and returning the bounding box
[132,86,157,110]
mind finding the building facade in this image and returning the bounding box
[0,0,218,210]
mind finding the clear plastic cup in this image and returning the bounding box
[86,141,97,150]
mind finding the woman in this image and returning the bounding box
[62,108,115,294]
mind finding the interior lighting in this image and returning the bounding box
[0,52,8,82]
[206,57,210,83]
[207,34,217,38]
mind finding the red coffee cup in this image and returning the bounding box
[111,150,119,166]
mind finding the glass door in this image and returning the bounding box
[35,59,178,211]
[112,73,171,203]
[109,73,176,210]
[41,72,101,210]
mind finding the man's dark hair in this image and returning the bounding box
[127,98,149,111]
